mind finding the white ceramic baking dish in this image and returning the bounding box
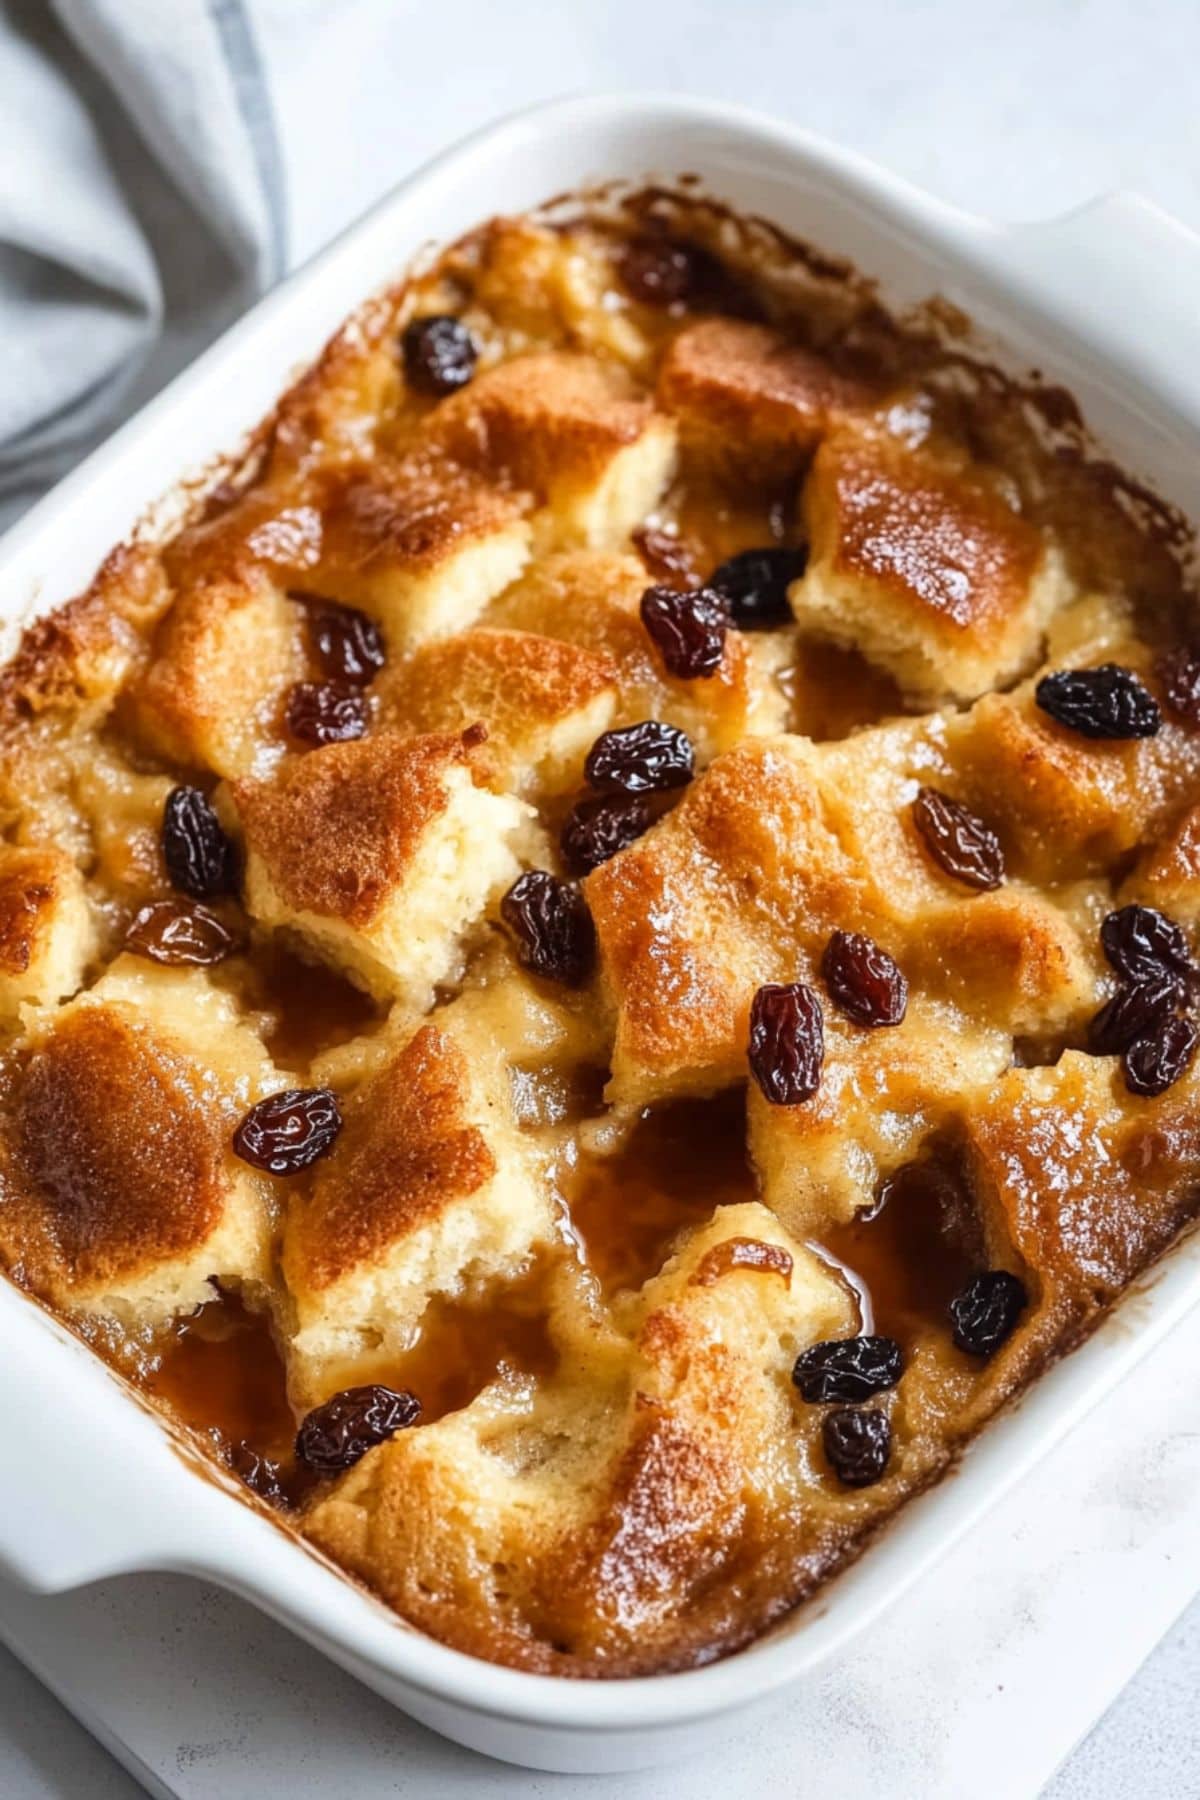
[2,93,1200,1776]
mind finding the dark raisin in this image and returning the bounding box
[225,1440,287,1506]
[1158,645,1200,726]
[1123,1015,1199,1097]
[500,870,595,987]
[1100,903,1195,986]
[559,792,650,876]
[821,930,908,1027]
[296,1384,421,1475]
[793,1334,903,1403]
[303,600,385,686]
[822,1407,892,1487]
[617,238,699,306]
[233,1088,343,1175]
[912,786,1005,891]
[633,524,695,585]
[584,721,694,795]
[286,681,366,746]
[709,547,807,630]
[162,786,236,899]
[1035,664,1161,740]
[949,1269,1027,1358]
[401,314,477,396]
[748,982,825,1106]
[125,899,237,966]
[639,584,728,679]
[1087,976,1182,1055]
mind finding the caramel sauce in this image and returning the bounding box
[779,640,905,741]
[246,942,380,1071]
[566,1091,755,1291]
[376,1265,560,1424]
[145,1291,297,1462]
[510,1060,608,1131]
[816,1160,981,1345]
[663,477,793,577]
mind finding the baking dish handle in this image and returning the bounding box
[979,191,1200,425]
[0,1292,226,1591]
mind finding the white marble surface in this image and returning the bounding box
[5,0,1200,1792]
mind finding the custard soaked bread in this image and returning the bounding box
[2,193,1199,1675]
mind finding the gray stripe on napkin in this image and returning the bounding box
[207,0,288,279]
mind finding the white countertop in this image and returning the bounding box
[5,0,1200,1791]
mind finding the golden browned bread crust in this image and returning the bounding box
[0,965,277,1321]
[658,317,874,484]
[17,1004,226,1280]
[290,1023,497,1294]
[132,567,306,777]
[0,193,1197,1681]
[794,428,1069,701]
[488,550,790,757]
[0,844,94,1017]
[430,352,656,490]
[235,731,480,929]
[379,627,617,793]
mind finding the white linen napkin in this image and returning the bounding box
[0,0,284,528]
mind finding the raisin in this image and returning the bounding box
[822,1407,892,1487]
[1087,976,1182,1055]
[233,1088,343,1174]
[912,787,1005,891]
[401,314,477,395]
[125,899,237,966]
[584,721,694,795]
[1100,903,1195,986]
[286,681,367,746]
[821,930,908,1027]
[748,982,825,1106]
[559,792,650,876]
[1124,1015,1199,1097]
[303,600,385,686]
[225,1440,287,1506]
[162,786,236,899]
[500,870,595,987]
[633,524,695,585]
[1035,664,1161,739]
[617,238,699,305]
[949,1269,1027,1358]
[793,1334,903,1403]
[296,1384,421,1475]
[640,584,728,679]
[708,547,807,630]
[1158,645,1200,726]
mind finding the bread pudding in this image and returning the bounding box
[2,188,1199,1679]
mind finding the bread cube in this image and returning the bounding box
[429,352,677,549]
[965,1049,1200,1348]
[1120,804,1200,922]
[283,1000,557,1406]
[0,961,280,1324]
[949,651,1200,882]
[795,430,1069,702]
[585,733,864,1108]
[132,566,306,777]
[657,318,874,485]
[748,998,1009,1235]
[379,627,617,796]
[310,452,533,648]
[0,845,95,1024]
[488,550,790,759]
[233,730,531,1004]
